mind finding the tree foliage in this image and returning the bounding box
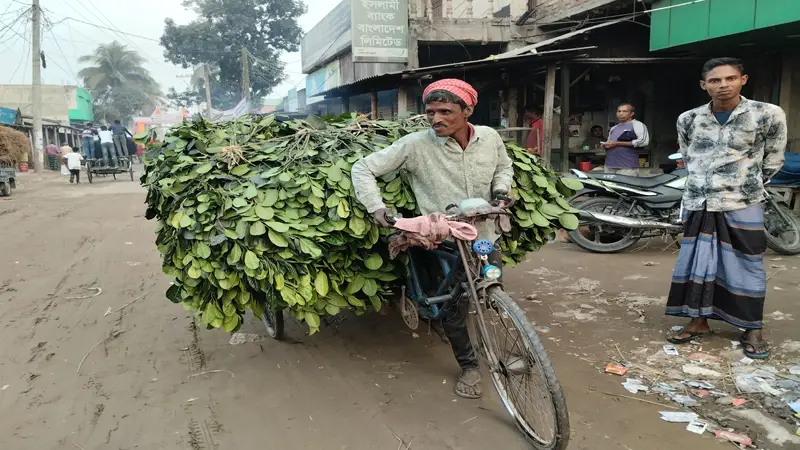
[160,0,306,110]
[78,41,162,123]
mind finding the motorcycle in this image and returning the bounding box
[567,153,800,255]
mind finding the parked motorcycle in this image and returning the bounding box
[567,153,800,255]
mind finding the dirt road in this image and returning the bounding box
[1,172,798,450]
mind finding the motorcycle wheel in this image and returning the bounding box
[568,197,642,253]
[764,201,800,255]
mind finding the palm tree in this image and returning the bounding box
[78,41,163,123]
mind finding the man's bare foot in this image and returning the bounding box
[454,368,483,399]
[667,318,712,344]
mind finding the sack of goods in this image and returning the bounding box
[141,115,581,334]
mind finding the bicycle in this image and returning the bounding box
[392,197,570,450]
[259,197,570,449]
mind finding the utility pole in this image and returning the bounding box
[31,0,44,174]
[202,64,213,117]
[241,47,251,105]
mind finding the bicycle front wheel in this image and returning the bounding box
[474,287,569,450]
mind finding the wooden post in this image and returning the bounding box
[371,91,378,119]
[342,96,351,113]
[507,86,519,129]
[445,0,453,18]
[426,0,433,21]
[397,86,409,118]
[541,65,557,167]
[560,64,571,173]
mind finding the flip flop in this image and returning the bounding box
[666,328,712,344]
[740,334,770,360]
[454,369,483,399]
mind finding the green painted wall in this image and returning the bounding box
[651,0,800,50]
[68,87,93,122]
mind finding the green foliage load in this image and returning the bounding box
[141,115,581,334]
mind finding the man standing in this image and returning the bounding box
[81,123,95,159]
[524,105,544,155]
[601,103,650,175]
[98,125,117,167]
[352,79,513,399]
[110,120,129,163]
[666,58,787,360]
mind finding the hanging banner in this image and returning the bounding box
[351,0,408,63]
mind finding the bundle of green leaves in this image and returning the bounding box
[141,114,581,334]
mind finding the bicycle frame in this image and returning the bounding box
[403,240,467,320]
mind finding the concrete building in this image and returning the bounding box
[0,85,93,126]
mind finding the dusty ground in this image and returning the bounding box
[0,171,798,450]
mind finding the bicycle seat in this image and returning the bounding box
[586,172,678,189]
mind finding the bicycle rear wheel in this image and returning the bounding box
[473,287,569,450]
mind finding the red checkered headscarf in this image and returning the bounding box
[423,79,478,107]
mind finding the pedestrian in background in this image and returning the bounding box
[110,120,129,163]
[524,105,544,156]
[63,147,84,184]
[98,126,117,167]
[601,103,650,176]
[45,143,60,170]
[81,123,95,159]
[665,57,787,360]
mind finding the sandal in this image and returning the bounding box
[454,368,483,399]
[666,328,712,344]
[740,334,770,360]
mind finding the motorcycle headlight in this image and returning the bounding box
[483,265,502,280]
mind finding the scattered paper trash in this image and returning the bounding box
[693,390,710,398]
[622,378,649,394]
[735,373,781,395]
[684,380,716,390]
[683,364,723,379]
[686,419,709,435]
[659,411,698,423]
[663,344,680,356]
[789,401,800,414]
[740,356,755,365]
[671,325,684,332]
[731,340,742,349]
[688,353,722,364]
[643,261,658,267]
[789,366,800,376]
[652,382,677,393]
[671,394,699,407]
[605,363,629,376]
[1,385,9,391]
[714,430,752,447]
[731,398,749,407]
[411,332,420,339]
[228,333,264,345]
[126,261,142,267]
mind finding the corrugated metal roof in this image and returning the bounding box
[319,46,596,98]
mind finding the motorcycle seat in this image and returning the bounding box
[587,172,678,189]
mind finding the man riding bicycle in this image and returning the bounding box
[351,79,514,399]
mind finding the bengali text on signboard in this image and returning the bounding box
[351,0,408,63]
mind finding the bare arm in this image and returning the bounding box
[351,137,416,213]
[762,107,787,180]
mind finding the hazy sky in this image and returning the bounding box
[0,0,338,105]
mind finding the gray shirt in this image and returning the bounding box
[351,125,514,239]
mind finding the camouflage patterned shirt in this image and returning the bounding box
[677,97,787,212]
